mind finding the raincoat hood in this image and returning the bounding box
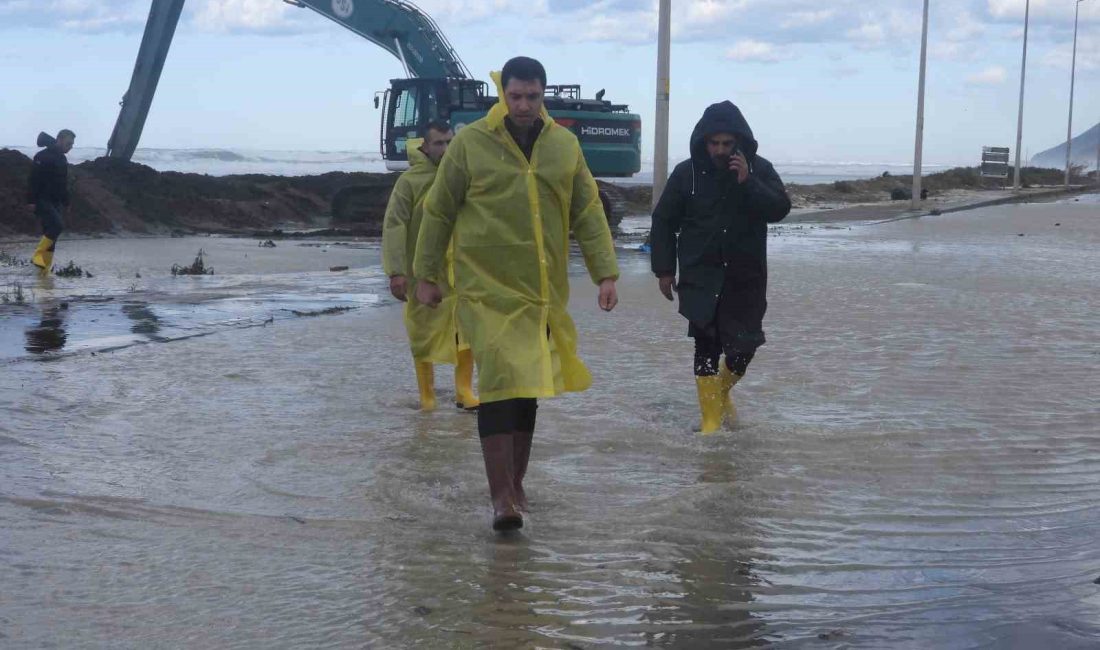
[485,71,554,133]
[689,101,758,167]
[36,132,56,149]
[406,137,433,169]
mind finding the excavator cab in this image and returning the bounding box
[380,78,490,170]
[372,76,639,228]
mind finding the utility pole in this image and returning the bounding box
[912,0,930,209]
[1065,0,1086,187]
[652,0,671,210]
[1014,0,1030,191]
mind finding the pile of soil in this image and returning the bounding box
[2,148,1084,238]
[784,166,1082,208]
[609,166,1082,214]
[0,148,396,238]
[0,149,39,236]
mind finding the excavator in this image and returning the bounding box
[106,0,641,226]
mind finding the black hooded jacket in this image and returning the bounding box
[27,132,71,207]
[650,101,790,328]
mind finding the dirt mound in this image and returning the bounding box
[0,149,38,237]
[785,166,1080,208]
[0,149,398,237]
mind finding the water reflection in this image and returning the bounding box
[470,538,546,647]
[639,449,766,648]
[24,304,68,354]
[122,301,163,339]
[647,548,766,648]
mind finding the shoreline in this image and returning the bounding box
[2,184,1093,246]
[3,147,1095,241]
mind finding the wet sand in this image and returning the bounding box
[1,198,1099,648]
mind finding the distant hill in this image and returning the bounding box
[1031,121,1099,170]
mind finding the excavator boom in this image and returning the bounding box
[105,0,185,159]
[292,0,469,79]
[107,0,469,159]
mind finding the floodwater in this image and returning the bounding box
[1,200,1098,648]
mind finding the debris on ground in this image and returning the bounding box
[171,249,214,276]
[329,265,349,272]
[53,261,92,278]
[0,251,28,267]
[288,306,354,317]
[817,629,849,641]
[258,240,277,248]
[1,282,26,305]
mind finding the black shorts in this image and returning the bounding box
[478,398,538,437]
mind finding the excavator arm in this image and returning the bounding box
[107,0,469,160]
[291,0,469,79]
[106,0,186,160]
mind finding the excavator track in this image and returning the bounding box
[331,182,394,231]
[333,180,631,235]
[595,181,628,231]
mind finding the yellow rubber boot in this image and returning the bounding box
[695,375,725,435]
[454,348,479,410]
[31,237,55,273]
[415,360,436,411]
[719,363,743,424]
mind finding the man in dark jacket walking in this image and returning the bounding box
[650,101,790,434]
[27,130,75,274]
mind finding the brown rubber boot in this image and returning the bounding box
[512,431,533,512]
[480,434,523,531]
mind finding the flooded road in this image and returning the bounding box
[2,201,1099,648]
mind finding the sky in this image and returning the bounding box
[1,0,1098,168]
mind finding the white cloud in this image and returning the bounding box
[191,0,297,32]
[5,0,1094,66]
[846,20,887,46]
[930,9,988,62]
[677,0,749,36]
[725,40,785,63]
[0,0,147,32]
[986,0,1100,25]
[781,9,835,29]
[1041,38,1100,72]
[414,0,549,25]
[844,9,921,52]
[947,10,986,42]
[966,65,1008,85]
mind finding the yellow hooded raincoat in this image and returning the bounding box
[382,139,465,364]
[413,73,620,402]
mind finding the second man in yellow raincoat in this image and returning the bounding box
[382,122,478,411]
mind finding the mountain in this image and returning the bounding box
[1030,121,1100,170]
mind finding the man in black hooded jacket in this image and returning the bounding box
[26,130,75,273]
[650,101,790,433]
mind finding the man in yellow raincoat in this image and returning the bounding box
[382,122,479,412]
[414,57,619,532]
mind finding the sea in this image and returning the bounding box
[5,146,959,186]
